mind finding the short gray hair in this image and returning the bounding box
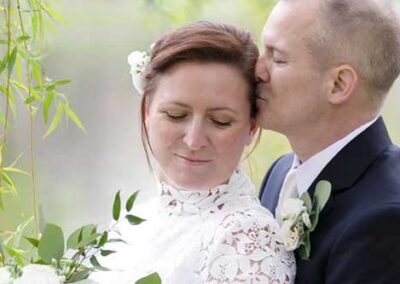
[306,0,400,96]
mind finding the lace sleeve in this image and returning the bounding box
[201,210,296,283]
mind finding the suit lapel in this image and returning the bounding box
[308,117,392,197]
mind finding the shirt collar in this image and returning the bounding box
[291,116,379,196]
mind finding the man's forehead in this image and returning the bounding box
[262,0,319,43]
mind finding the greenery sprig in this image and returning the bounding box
[0,190,161,283]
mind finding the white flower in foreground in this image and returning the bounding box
[280,198,306,223]
[280,221,304,251]
[127,51,150,95]
[0,267,12,284]
[279,198,311,251]
[13,264,63,284]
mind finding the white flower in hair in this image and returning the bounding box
[127,50,150,95]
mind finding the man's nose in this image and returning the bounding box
[183,120,207,151]
[255,56,270,83]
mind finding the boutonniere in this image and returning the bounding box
[279,180,332,260]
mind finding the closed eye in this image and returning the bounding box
[209,118,232,128]
[163,111,188,121]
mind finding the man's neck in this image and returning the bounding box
[289,114,378,162]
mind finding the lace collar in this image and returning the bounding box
[156,169,255,216]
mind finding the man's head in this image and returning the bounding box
[256,0,400,155]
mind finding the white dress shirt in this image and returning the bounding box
[289,116,379,196]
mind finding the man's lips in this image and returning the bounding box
[175,154,212,164]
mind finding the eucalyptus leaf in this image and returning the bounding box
[113,191,121,221]
[67,227,84,249]
[136,272,162,284]
[126,191,139,212]
[38,223,65,264]
[314,180,332,211]
[126,214,146,225]
[68,224,98,249]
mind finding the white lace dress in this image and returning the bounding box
[93,169,295,283]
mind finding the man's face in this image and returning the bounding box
[256,0,329,136]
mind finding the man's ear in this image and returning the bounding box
[328,64,359,104]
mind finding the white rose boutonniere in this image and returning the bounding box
[279,180,332,260]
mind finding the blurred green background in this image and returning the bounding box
[1,0,400,235]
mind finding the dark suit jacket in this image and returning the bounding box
[260,117,400,284]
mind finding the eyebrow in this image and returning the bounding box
[264,43,288,56]
[165,102,239,114]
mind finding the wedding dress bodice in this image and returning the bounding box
[93,169,295,283]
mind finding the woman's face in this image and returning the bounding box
[145,62,256,190]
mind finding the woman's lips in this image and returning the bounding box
[175,154,212,165]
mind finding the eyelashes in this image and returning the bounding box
[162,111,233,128]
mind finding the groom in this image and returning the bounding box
[257,0,400,283]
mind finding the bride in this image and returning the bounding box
[93,22,295,283]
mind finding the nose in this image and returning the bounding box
[183,119,207,151]
[255,56,270,84]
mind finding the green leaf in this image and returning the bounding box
[40,2,65,24]
[43,90,55,123]
[10,80,29,92]
[100,249,115,256]
[298,232,311,261]
[126,191,139,212]
[7,47,18,75]
[67,227,83,249]
[53,79,71,87]
[0,58,6,75]
[67,224,98,249]
[107,238,127,244]
[25,237,39,247]
[30,60,43,86]
[113,191,121,221]
[66,267,92,282]
[126,214,146,225]
[4,245,25,266]
[98,231,108,247]
[38,223,65,264]
[300,191,312,212]
[65,105,86,132]
[314,180,331,211]
[24,95,37,105]
[90,255,110,271]
[310,199,320,232]
[1,172,17,192]
[43,102,64,138]
[3,167,30,176]
[135,272,162,284]
[17,35,30,44]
